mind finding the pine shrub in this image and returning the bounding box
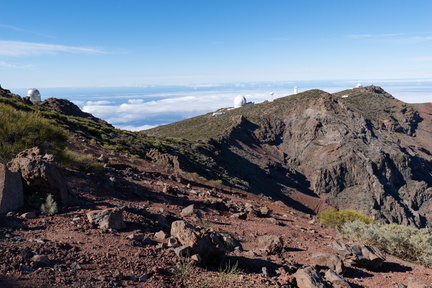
[41,194,58,216]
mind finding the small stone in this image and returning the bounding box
[127,233,145,241]
[190,254,202,265]
[21,212,37,219]
[408,280,429,288]
[259,206,271,217]
[139,274,148,282]
[167,237,178,247]
[180,204,197,218]
[112,269,123,280]
[154,230,167,239]
[31,255,50,267]
[231,212,247,220]
[70,262,82,270]
[174,245,191,257]
[20,264,34,272]
[142,237,153,245]
[262,266,271,277]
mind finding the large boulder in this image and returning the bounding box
[0,163,23,213]
[331,240,385,270]
[170,220,227,266]
[257,235,284,255]
[310,251,345,275]
[86,208,126,230]
[7,147,75,205]
[294,266,326,288]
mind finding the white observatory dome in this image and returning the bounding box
[234,95,247,108]
[356,83,363,88]
[27,88,41,102]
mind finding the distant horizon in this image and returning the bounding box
[6,78,431,132]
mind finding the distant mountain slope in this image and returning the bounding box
[147,86,432,227]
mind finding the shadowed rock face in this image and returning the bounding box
[0,163,23,213]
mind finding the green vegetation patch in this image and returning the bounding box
[318,209,374,229]
[0,103,67,163]
[340,221,432,267]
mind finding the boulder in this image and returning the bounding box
[7,147,75,205]
[294,266,326,288]
[331,240,385,270]
[170,220,226,266]
[310,252,345,275]
[0,163,23,213]
[324,269,351,288]
[180,204,198,218]
[31,254,50,268]
[86,207,126,230]
[257,235,284,255]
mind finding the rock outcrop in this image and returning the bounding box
[170,220,227,266]
[7,147,75,205]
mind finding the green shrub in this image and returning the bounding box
[57,149,105,174]
[41,194,58,216]
[318,209,374,229]
[0,104,67,163]
[340,221,432,267]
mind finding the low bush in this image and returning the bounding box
[318,209,374,229]
[340,221,432,267]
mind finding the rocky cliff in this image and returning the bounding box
[148,86,432,227]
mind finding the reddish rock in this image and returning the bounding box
[7,147,75,205]
[0,163,23,213]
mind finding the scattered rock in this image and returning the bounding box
[294,266,326,288]
[324,269,351,288]
[259,206,272,217]
[167,236,178,247]
[231,212,247,220]
[21,211,37,219]
[331,240,385,270]
[191,254,202,265]
[31,255,50,268]
[86,207,126,230]
[139,274,148,282]
[174,245,191,257]
[126,233,145,241]
[154,230,167,239]
[170,220,226,266]
[180,204,198,218]
[408,280,429,288]
[0,163,24,213]
[310,251,345,275]
[257,235,284,255]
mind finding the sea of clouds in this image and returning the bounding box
[11,80,432,132]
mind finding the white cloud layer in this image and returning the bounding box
[0,41,107,57]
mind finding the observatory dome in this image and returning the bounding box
[234,95,247,108]
[27,88,41,102]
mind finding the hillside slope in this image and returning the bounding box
[147,86,432,227]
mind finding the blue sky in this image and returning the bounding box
[2,0,432,89]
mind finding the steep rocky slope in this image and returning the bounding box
[147,86,432,227]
